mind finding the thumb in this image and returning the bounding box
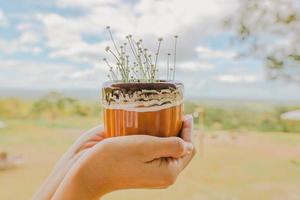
[144,137,194,160]
[181,115,194,143]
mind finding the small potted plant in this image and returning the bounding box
[102,27,183,137]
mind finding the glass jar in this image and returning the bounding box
[102,81,184,137]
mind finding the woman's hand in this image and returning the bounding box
[52,115,195,200]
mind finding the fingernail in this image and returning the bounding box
[185,114,193,121]
[185,142,194,154]
[183,115,193,129]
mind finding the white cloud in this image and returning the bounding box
[0,39,42,54]
[0,59,106,88]
[132,0,235,36]
[19,31,41,45]
[216,74,260,83]
[48,41,107,63]
[56,0,119,9]
[36,13,114,62]
[0,10,8,27]
[0,20,41,54]
[17,23,33,31]
[36,0,238,64]
[196,46,236,59]
[177,61,215,71]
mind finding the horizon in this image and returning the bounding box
[1,88,300,104]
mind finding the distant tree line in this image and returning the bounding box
[0,92,102,122]
[0,92,299,132]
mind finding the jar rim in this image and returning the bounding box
[102,80,183,88]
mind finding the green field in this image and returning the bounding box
[1,118,300,200]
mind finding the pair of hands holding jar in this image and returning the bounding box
[33,115,196,200]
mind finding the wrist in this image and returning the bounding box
[73,166,101,200]
[53,164,102,200]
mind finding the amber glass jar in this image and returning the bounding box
[102,81,184,137]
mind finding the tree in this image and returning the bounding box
[225,0,300,82]
[0,98,28,118]
[31,91,78,122]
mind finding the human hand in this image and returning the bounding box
[52,115,195,200]
[32,125,106,200]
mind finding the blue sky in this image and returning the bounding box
[0,0,300,100]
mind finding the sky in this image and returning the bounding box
[0,0,300,100]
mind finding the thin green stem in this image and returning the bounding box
[167,53,171,80]
[173,35,178,81]
[153,38,162,82]
[106,26,120,56]
[104,27,177,83]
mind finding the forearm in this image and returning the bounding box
[51,165,104,200]
[33,125,105,200]
[32,153,76,200]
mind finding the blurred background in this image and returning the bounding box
[1,0,300,199]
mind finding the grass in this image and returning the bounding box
[0,117,300,200]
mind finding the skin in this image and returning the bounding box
[33,115,195,200]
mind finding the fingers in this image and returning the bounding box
[76,135,105,153]
[144,136,194,161]
[78,125,105,143]
[145,149,195,189]
[163,115,195,174]
[71,125,105,155]
[177,147,196,171]
[180,115,194,143]
[178,115,196,171]
[158,146,195,183]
